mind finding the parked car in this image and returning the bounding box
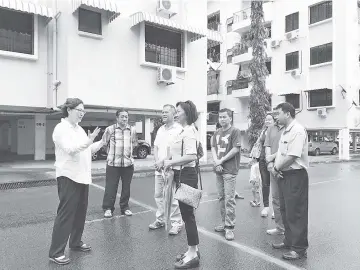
[308,135,338,156]
[81,126,151,161]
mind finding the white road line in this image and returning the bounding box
[85,210,152,224]
[90,183,306,270]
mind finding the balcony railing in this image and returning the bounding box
[208,21,221,31]
[233,8,250,24]
[226,79,250,94]
[232,43,249,56]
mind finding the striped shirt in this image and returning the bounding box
[101,124,138,167]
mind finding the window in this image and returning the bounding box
[308,88,332,107]
[285,94,300,109]
[309,1,332,25]
[226,17,234,32]
[285,12,299,33]
[0,8,34,55]
[208,45,220,63]
[265,25,272,38]
[285,51,299,71]
[145,24,183,68]
[310,43,332,65]
[266,60,271,74]
[78,8,102,35]
[208,12,220,31]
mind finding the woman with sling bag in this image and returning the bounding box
[164,100,201,269]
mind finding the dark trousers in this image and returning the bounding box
[173,168,199,246]
[49,177,89,258]
[259,159,270,207]
[278,169,309,253]
[102,165,134,212]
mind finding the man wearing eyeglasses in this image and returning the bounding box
[100,109,138,218]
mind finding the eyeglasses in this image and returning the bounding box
[73,108,86,114]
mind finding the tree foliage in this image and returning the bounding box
[247,0,271,148]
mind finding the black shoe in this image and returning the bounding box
[272,243,290,250]
[282,250,307,260]
[174,256,200,269]
[176,251,200,261]
[70,243,92,252]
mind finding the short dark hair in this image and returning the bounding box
[116,108,129,117]
[163,104,176,114]
[219,108,233,118]
[61,98,83,117]
[176,100,198,125]
[275,102,295,118]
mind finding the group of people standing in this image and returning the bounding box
[249,102,310,260]
[47,97,309,268]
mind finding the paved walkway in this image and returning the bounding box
[0,152,360,184]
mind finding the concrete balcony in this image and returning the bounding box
[231,2,274,34]
[207,70,224,102]
[227,79,251,98]
[232,40,272,65]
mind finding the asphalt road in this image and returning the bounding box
[1,162,360,270]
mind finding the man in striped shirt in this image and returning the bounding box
[101,109,138,218]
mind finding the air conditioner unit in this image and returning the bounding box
[271,40,280,48]
[157,0,178,18]
[157,66,175,85]
[286,31,299,41]
[317,108,327,117]
[291,69,301,77]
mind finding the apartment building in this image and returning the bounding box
[207,0,360,158]
[0,0,220,161]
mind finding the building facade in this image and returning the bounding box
[0,0,220,161]
[207,0,360,158]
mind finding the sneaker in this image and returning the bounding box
[149,221,165,230]
[266,228,285,235]
[214,225,225,232]
[272,212,275,219]
[104,210,112,218]
[225,229,235,241]
[169,225,182,235]
[261,207,269,217]
[235,193,244,199]
[49,255,70,265]
[122,210,133,216]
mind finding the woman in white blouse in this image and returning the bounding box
[164,100,201,269]
[49,98,102,265]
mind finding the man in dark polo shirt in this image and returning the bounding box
[211,108,242,241]
[264,113,285,236]
[271,102,309,261]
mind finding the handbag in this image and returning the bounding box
[174,139,203,209]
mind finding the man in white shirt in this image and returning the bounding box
[149,104,183,235]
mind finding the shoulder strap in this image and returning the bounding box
[195,140,203,190]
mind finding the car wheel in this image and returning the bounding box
[314,148,320,156]
[92,152,98,161]
[331,147,338,155]
[137,146,148,159]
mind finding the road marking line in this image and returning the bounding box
[90,183,305,270]
[86,210,152,224]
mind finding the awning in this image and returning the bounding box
[130,12,207,42]
[277,89,301,96]
[0,0,53,18]
[72,0,120,22]
[303,88,331,92]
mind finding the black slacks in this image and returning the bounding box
[173,167,199,246]
[49,176,89,258]
[278,169,309,253]
[102,165,134,212]
[259,158,270,207]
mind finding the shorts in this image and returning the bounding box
[250,180,260,193]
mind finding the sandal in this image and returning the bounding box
[250,200,261,207]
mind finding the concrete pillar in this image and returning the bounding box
[34,114,46,160]
[339,128,350,160]
[144,117,152,145]
[196,112,207,162]
[353,133,358,153]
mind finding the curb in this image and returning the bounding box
[1,159,360,190]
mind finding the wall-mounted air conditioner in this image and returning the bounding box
[286,31,299,41]
[157,0,178,18]
[291,69,301,77]
[271,40,280,48]
[317,108,327,117]
[157,66,175,85]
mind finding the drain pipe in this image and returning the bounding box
[52,0,61,111]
